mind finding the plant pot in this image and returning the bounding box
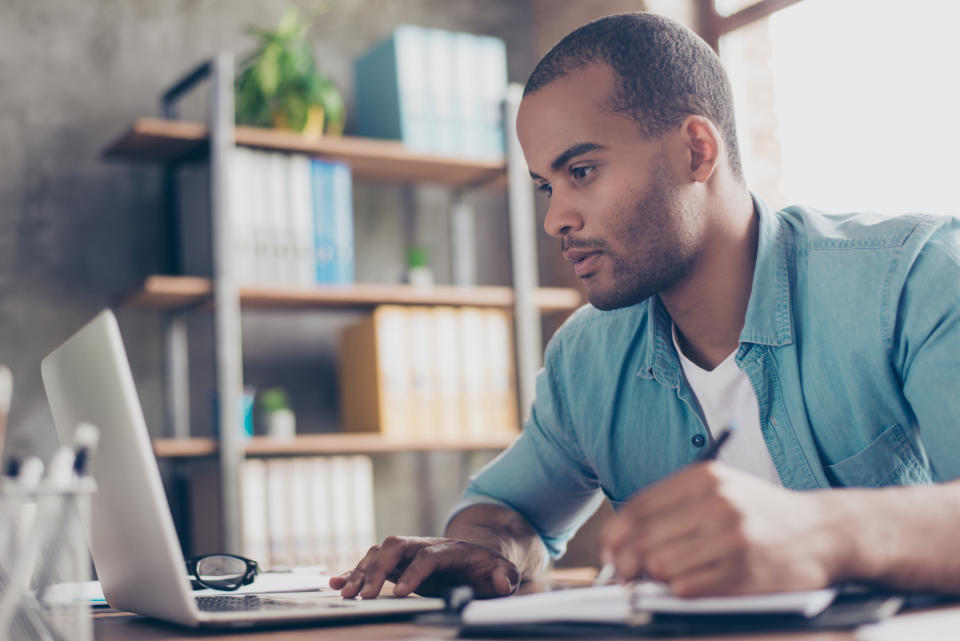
[272,105,325,139]
[266,408,296,441]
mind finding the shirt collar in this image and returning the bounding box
[739,193,794,347]
[638,193,793,382]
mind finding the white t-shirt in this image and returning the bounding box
[672,325,782,486]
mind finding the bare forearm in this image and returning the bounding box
[827,480,960,592]
[445,503,545,580]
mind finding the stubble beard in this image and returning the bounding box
[585,163,699,311]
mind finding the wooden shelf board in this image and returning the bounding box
[120,275,212,308]
[103,119,208,163]
[104,118,506,187]
[153,437,218,458]
[152,434,516,458]
[121,276,583,312]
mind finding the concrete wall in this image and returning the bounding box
[0,0,541,449]
[0,0,701,562]
[0,0,539,550]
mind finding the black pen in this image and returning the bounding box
[595,423,736,586]
[694,424,735,462]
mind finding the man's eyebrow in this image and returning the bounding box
[528,142,607,182]
[551,142,606,171]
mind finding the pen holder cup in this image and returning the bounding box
[0,477,96,641]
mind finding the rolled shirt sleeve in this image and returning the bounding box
[446,332,605,559]
[891,217,960,481]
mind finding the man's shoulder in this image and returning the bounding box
[772,206,960,278]
[776,205,948,251]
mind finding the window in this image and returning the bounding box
[721,0,960,216]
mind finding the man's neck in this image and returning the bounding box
[661,189,758,371]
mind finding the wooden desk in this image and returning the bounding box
[93,610,858,641]
[93,611,452,641]
[87,568,905,640]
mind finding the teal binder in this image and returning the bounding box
[354,25,507,159]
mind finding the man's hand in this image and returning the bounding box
[329,535,521,599]
[601,462,850,597]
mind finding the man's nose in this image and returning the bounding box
[543,197,584,238]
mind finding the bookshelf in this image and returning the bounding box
[153,433,519,458]
[122,275,582,312]
[105,52,563,554]
[104,117,507,188]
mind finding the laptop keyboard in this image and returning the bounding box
[196,594,310,612]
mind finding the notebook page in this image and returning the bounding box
[857,608,960,641]
[462,582,838,625]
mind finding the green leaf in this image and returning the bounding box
[234,4,345,133]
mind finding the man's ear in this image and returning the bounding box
[679,116,722,183]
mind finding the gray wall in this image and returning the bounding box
[0,0,538,546]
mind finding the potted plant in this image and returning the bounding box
[235,6,346,138]
[259,387,296,441]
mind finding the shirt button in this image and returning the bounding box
[691,434,706,448]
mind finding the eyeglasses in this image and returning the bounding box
[186,554,259,591]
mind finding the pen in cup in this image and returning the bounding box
[594,424,736,586]
[34,423,100,602]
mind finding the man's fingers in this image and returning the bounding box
[622,463,721,521]
[490,562,520,596]
[336,536,519,599]
[603,498,708,566]
[356,539,416,599]
[601,464,737,579]
[328,571,351,589]
[338,540,393,598]
[393,546,456,596]
[394,545,519,598]
[669,558,747,597]
[338,537,423,599]
[600,474,702,553]
[643,527,744,583]
[338,562,369,599]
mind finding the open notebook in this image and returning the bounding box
[462,582,838,626]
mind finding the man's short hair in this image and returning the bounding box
[525,12,744,182]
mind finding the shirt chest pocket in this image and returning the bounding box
[824,422,932,488]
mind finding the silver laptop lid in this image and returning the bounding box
[41,310,199,625]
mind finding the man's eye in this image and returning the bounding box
[536,183,553,198]
[571,166,594,180]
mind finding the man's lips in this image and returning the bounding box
[564,249,603,277]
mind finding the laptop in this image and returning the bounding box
[40,309,446,627]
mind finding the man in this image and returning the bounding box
[331,12,960,599]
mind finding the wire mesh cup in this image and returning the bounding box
[0,476,96,641]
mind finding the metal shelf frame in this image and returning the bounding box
[153,53,542,554]
[159,53,244,552]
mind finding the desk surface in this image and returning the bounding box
[88,568,903,641]
[93,610,858,641]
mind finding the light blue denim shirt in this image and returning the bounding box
[452,195,960,558]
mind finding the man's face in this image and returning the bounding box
[517,64,703,310]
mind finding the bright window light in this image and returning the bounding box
[726,0,960,217]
